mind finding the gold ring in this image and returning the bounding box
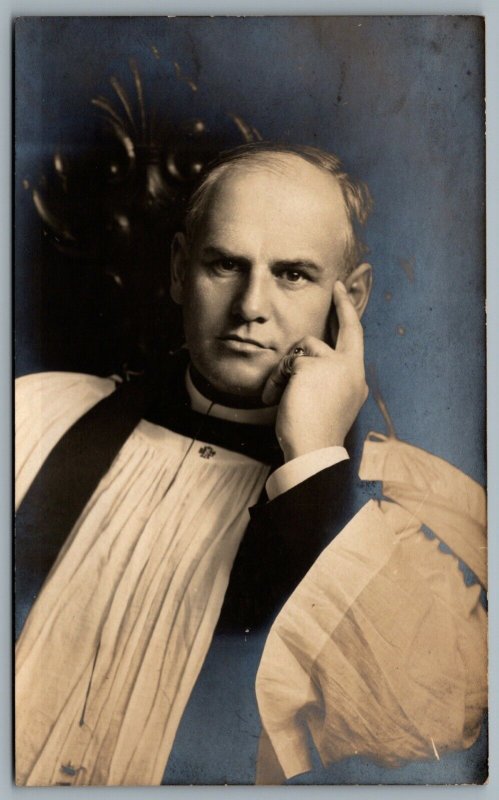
[282,348,307,376]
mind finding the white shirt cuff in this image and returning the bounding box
[265,447,349,501]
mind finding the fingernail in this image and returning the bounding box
[336,280,347,292]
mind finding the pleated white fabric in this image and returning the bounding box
[15,373,270,786]
[255,433,487,783]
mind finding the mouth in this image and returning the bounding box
[218,335,274,353]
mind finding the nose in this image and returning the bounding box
[231,268,270,324]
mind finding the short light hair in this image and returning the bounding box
[184,142,373,276]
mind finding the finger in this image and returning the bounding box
[333,281,364,356]
[261,349,310,405]
[261,358,290,406]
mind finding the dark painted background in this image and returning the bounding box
[14,16,486,785]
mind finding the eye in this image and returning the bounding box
[285,270,304,282]
[221,258,239,271]
[209,257,242,274]
[278,268,310,285]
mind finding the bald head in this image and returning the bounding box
[193,155,351,281]
[184,143,372,278]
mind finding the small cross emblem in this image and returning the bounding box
[199,445,216,459]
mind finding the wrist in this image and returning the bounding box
[282,436,346,462]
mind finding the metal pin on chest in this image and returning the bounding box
[198,445,216,459]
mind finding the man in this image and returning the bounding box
[15,144,487,785]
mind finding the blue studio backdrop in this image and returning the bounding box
[15,16,486,785]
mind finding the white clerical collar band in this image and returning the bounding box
[185,367,277,425]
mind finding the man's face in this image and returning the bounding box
[172,155,352,398]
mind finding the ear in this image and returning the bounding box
[344,262,373,319]
[170,232,189,305]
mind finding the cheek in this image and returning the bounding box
[183,278,230,334]
[284,295,332,339]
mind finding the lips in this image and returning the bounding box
[218,335,274,352]
[220,335,272,349]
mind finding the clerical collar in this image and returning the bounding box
[186,366,277,425]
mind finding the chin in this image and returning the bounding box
[198,357,272,399]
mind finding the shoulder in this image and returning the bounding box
[15,372,116,507]
[16,370,116,408]
[15,370,117,442]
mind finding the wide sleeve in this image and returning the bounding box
[15,371,116,509]
[255,434,487,783]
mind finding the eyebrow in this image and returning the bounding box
[201,246,250,265]
[200,245,323,273]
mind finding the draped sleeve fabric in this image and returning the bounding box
[255,434,487,783]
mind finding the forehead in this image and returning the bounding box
[194,155,350,266]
